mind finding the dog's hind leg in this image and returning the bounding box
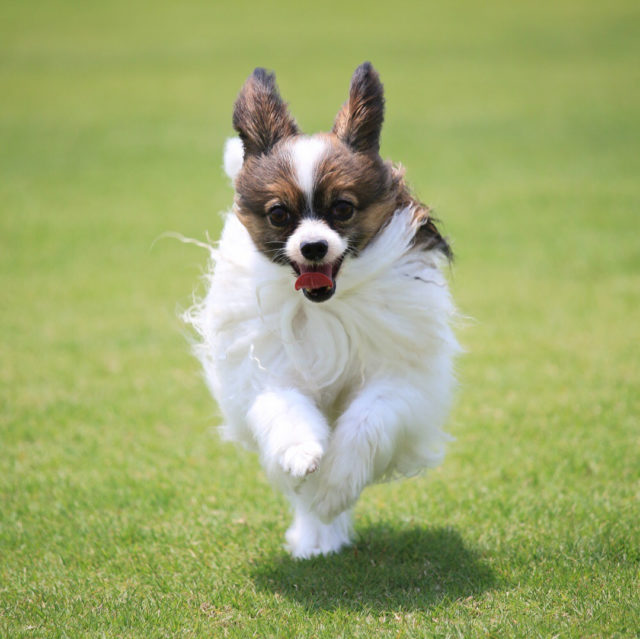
[284,501,353,559]
[310,379,424,523]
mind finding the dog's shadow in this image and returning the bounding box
[252,524,497,612]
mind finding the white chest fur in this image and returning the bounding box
[186,208,459,463]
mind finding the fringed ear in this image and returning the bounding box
[232,68,299,157]
[332,62,385,154]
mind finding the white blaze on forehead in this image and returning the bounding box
[290,136,329,197]
[286,219,347,265]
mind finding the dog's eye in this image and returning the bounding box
[331,200,355,222]
[267,205,290,228]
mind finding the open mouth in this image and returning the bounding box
[292,259,343,303]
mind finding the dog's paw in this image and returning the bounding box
[279,442,324,478]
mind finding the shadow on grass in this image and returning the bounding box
[252,524,497,612]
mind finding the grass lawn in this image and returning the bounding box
[1,0,638,636]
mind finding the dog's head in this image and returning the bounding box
[226,63,446,302]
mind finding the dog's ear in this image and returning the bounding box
[332,62,385,154]
[232,68,299,158]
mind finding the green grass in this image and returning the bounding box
[1,0,638,636]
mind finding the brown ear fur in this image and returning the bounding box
[232,68,299,157]
[332,62,385,154]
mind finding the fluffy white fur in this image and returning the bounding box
[223,136,244,181]
[185,198,459,559]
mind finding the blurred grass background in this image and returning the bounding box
[1,0,638,637]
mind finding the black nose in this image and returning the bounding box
[300,240,329,261]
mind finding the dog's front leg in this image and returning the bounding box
[247,389,329,480]
[312,379,414,522]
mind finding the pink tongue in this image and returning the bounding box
[294,263,333,291]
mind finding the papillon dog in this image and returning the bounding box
[186,62,459,558]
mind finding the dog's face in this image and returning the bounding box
[228,63,400,302]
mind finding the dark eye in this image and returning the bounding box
[267,205,290,228]
[331,200,355,222]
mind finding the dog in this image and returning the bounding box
[186,62,459,558]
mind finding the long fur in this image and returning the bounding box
[185,63,459,558]
[185,209,459,557]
